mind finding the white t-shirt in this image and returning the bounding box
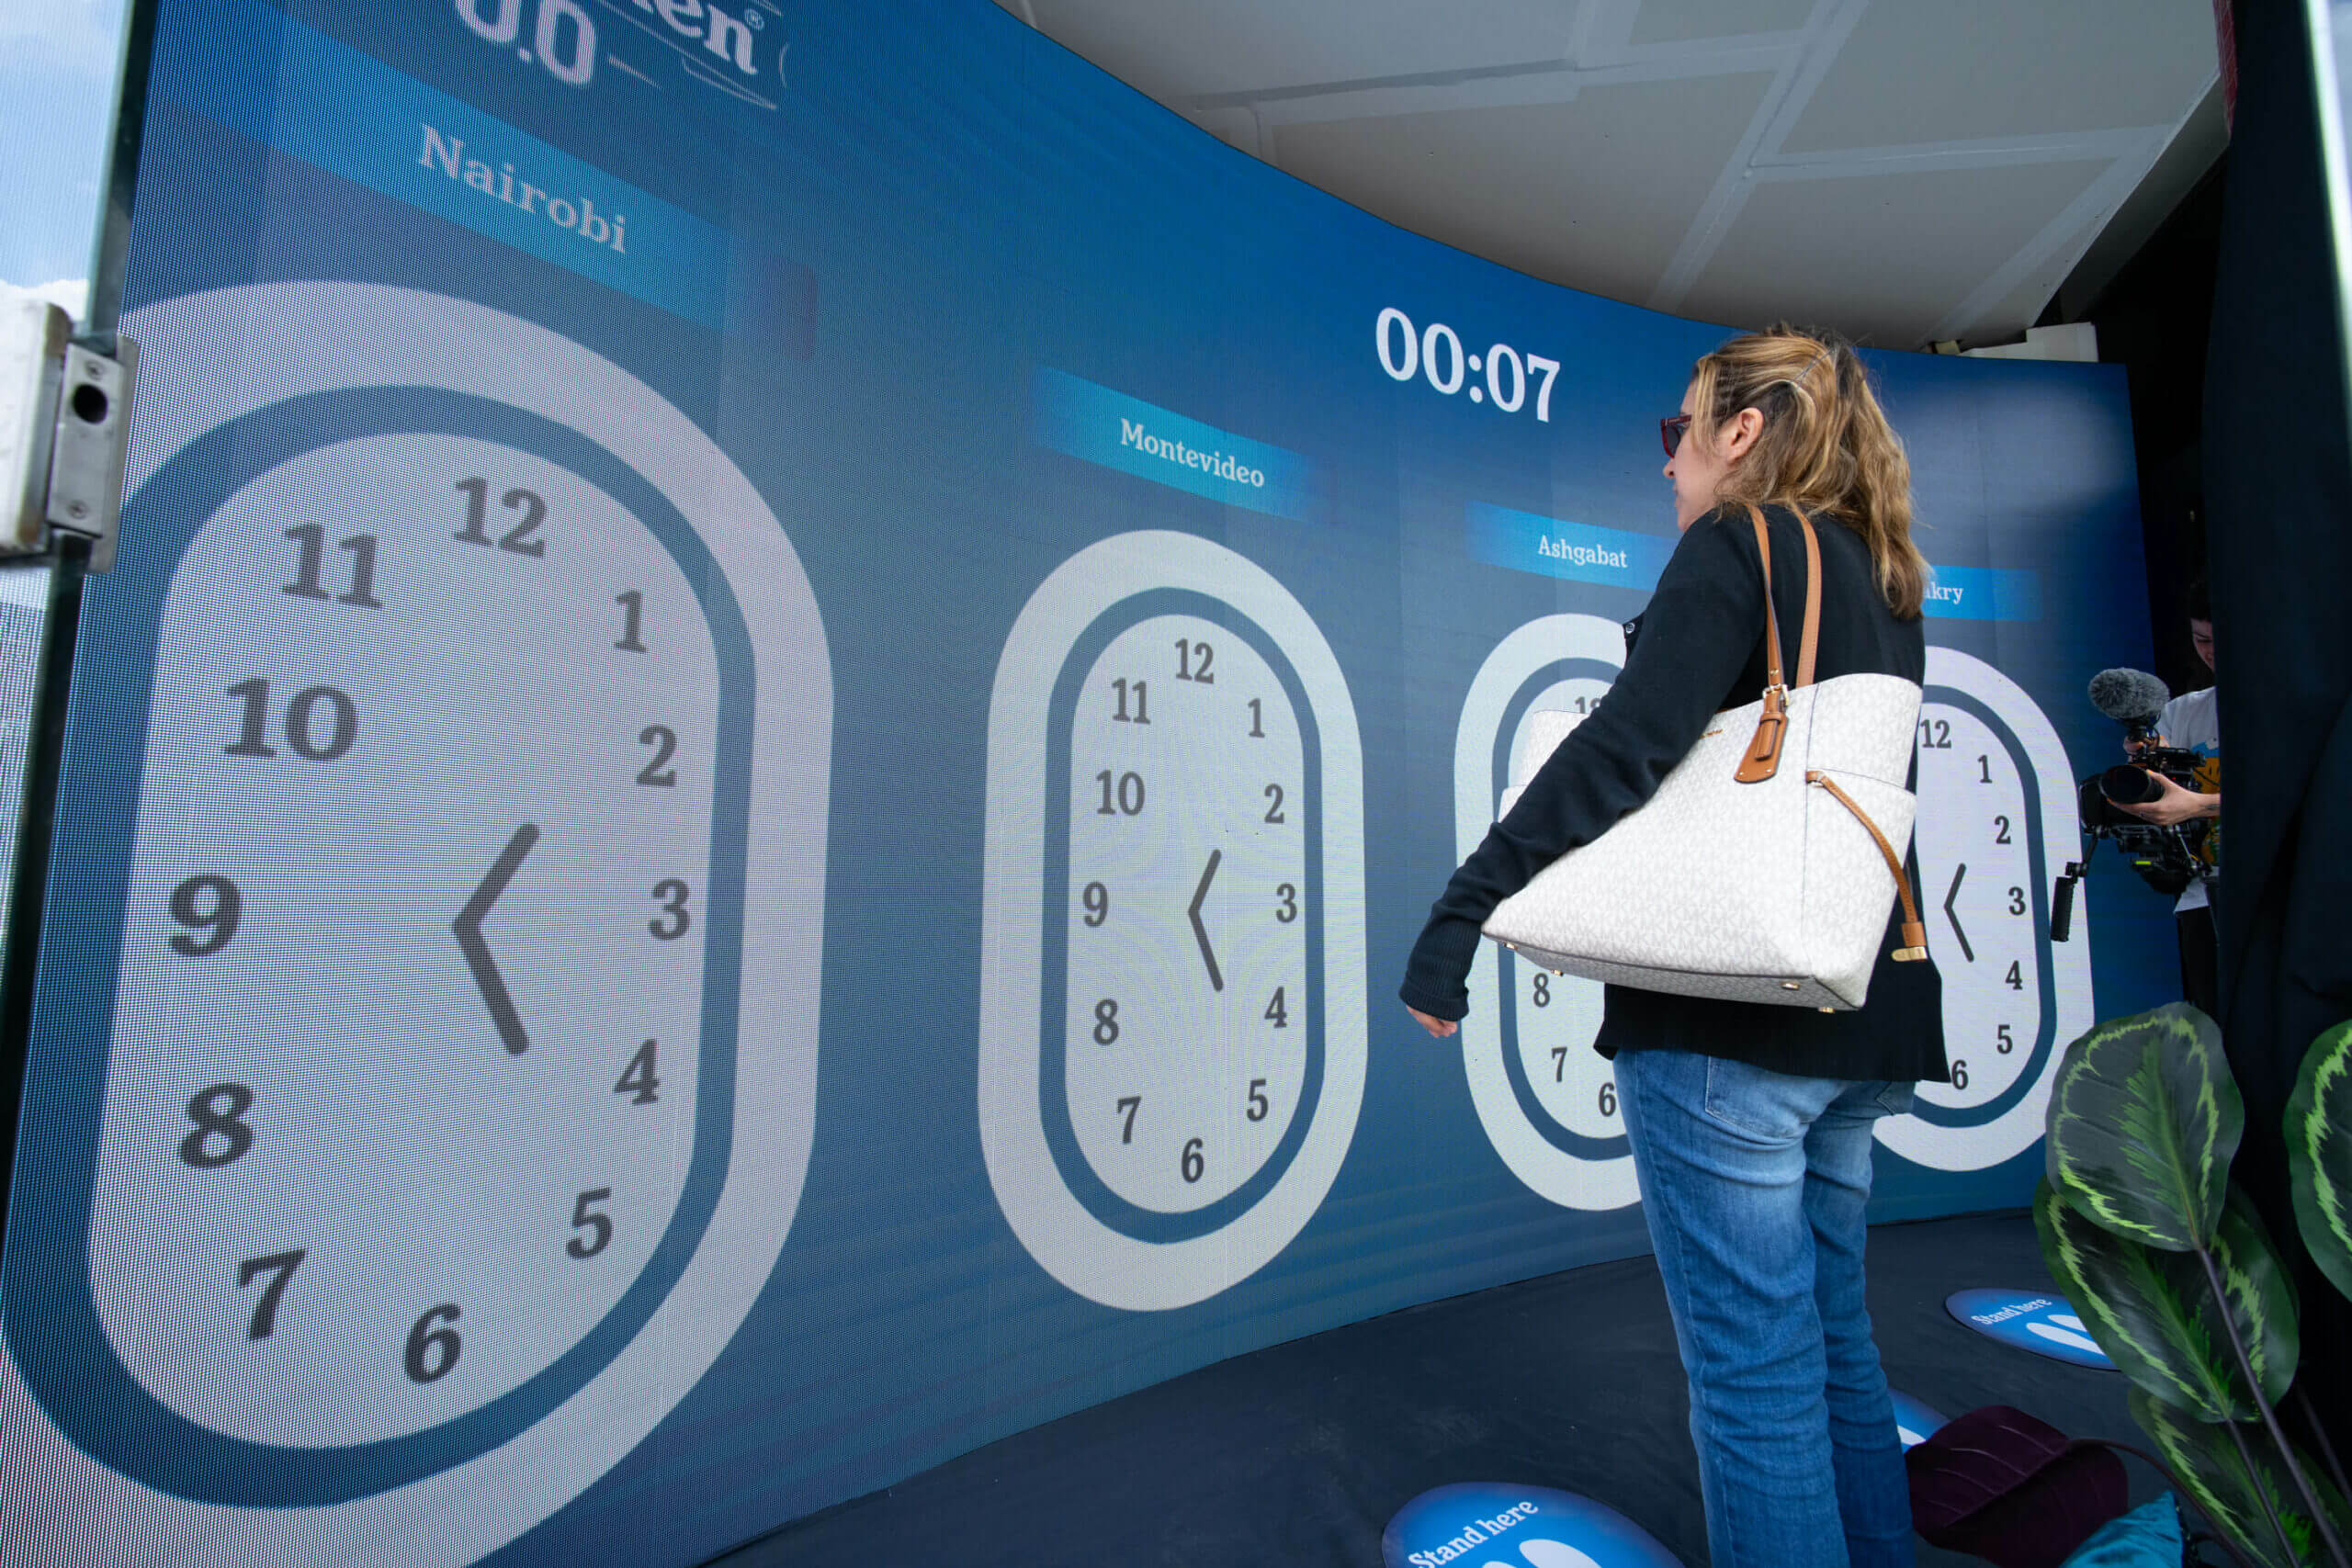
[2156,684,2221,912]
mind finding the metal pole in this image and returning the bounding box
[0,0,162,1249]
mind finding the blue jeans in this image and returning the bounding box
[1613,1048,1917,1568]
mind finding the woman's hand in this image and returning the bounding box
[2115,771,2218,827]
[1407,1006,1459,1039]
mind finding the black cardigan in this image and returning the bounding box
[1399,503,1951,1085]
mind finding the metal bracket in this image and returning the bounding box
[0,296,137,572]
[43,336,137,573]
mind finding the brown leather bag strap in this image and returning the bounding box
[1736,503,1815,783]
[1744,505,1785,689]
[1809,771,1929,962]
[1793,511,1822,689]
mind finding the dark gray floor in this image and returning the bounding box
[712,1211,2152,1567]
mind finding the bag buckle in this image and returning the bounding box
[1734,684,1788,783]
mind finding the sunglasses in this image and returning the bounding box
[1660,414,1692,457]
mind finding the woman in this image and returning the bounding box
[1400,326,1950,1568]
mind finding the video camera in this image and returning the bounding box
[2050,668,2212,942]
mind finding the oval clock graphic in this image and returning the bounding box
[1453,615,1637,1212]
[1877,646,2092,1172]
[979,531,1366,1311]
[0,283,831,1566]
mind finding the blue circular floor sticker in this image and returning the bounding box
[1889,1389,1949,1449]
[1945,1288,2114,1369]
[1384,1483,1679,1568]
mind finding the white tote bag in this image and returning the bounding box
[1480,508,1929,1010]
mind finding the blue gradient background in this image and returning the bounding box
[1,0,2169,1561]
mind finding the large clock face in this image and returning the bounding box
[1452,615,1637,1212]
[1059,607,1315,1216]
[1875,646,2092,1172]
[0,283,831,1565]
[98,425,730,1457]
[979,531,1365,1311]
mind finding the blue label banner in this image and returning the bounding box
[156,0,768,334]
[1465,502,1676,590]
[1924,564,2042,621]
[1032,367,1323,521]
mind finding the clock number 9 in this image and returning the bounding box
[404,1304,463,1383]
[1081,882,1109,927]
[1274,884,1298,923]
[223,678,357,762]
[1181,1137,1204,1184]
[180,1083,255,1168]
[649,880,692,940]
[168,874,242,956]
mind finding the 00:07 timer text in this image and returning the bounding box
[1375,307,1561,422]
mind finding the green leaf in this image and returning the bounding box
[2046,1002,2242,1251]
[2034,1179,2297,1421]
[2288,1019,2352,1303]
[2126,1387,2346,1568]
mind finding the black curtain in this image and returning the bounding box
[2201,0,2352,1437]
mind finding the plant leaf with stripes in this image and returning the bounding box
[2288,1019,2352,1303]
[2128,1386,2349,1568]
[2046,1002,2240,1251]
[2034,1178,2296,1421]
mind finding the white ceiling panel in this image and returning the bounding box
[1780,0,2216,152]
[1680,158,2113,344]
[1628,0,1817,48]
[1019,0,1582,104]
[999,0,2222,349]
[1277,73,1774,304]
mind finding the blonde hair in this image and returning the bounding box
[1687,324,1928,619]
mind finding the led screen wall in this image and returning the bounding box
[2,2,2167,1562]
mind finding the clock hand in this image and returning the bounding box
[454,823,539,1055]
[1187,848,1225,993]
[1942,862,1973,964]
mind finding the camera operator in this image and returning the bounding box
[2116,583,2222,1016]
